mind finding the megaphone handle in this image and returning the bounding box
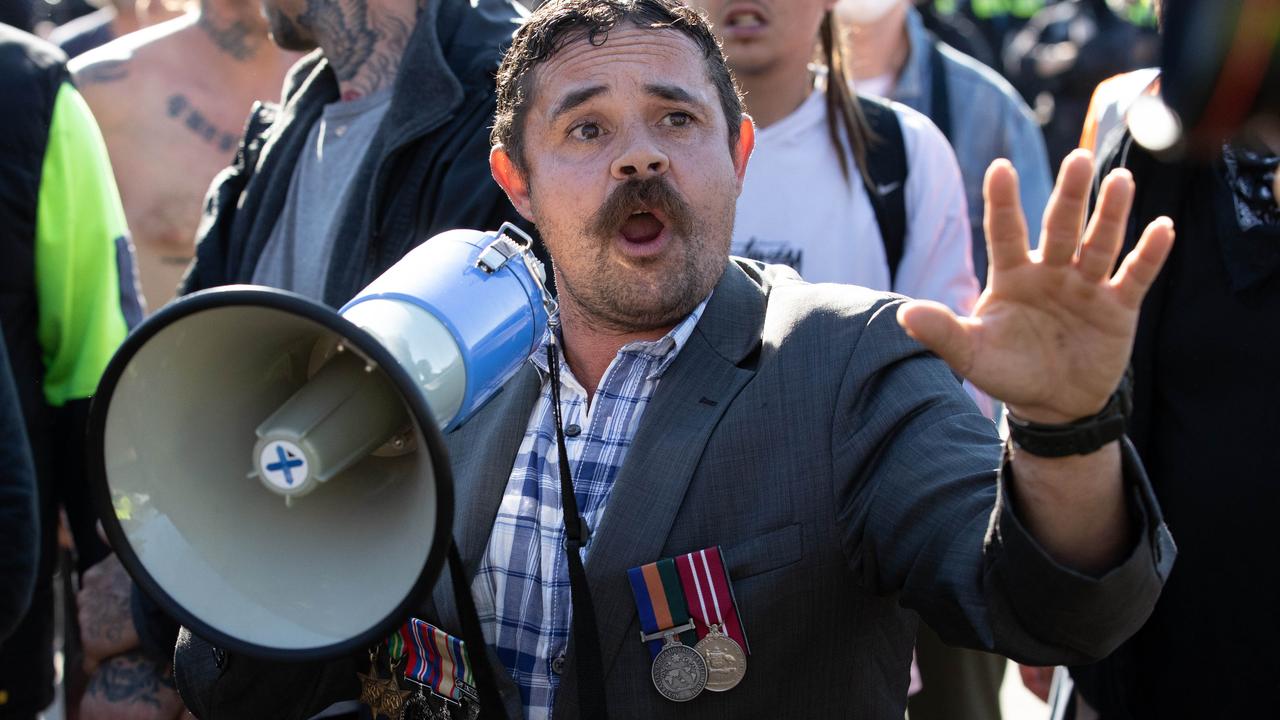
[447,541,510,719]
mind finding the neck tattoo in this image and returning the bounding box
[197,9,260,61]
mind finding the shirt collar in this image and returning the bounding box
[529,293,712,382]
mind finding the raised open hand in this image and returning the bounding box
[897,150,1175,424]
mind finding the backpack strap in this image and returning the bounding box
[858,95,910,289]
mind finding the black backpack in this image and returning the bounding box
[858,38,957,291]
[857,95,910,290]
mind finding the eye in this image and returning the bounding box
[664,112,693,127]
[571,122,602,140]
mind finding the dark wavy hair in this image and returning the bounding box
[491,0,744,170]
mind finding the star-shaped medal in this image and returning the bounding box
[358,668,384,715]
[376,671,412,720]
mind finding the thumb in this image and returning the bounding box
[896,300,975,375]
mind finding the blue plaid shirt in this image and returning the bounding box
[471,298,709,719]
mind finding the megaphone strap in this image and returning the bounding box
[547,337,610,719]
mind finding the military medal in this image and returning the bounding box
[358,649,386,715]
[694,625,747,692]
[647,621,708,702]
[459,683,480,720]
[403,685,433,720]
[376,667,412,720]
[675,547,750,692]
[628,558,708,702]
[388,618,478,719]
[427,693,456,720]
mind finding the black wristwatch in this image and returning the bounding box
[1006,372,1133,458]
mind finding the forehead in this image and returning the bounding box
[529,23,716,110]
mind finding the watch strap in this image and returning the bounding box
[1007,387,1130,458]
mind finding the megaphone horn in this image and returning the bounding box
[89,224,551,661]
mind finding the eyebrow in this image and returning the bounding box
[644,83,700,106]
[547,83,706,123]
[549,85,608,123]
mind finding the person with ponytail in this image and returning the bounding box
[839,0,1052,288]
[688,0,987,414]
[689,0,976,311]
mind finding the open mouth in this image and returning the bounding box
[725,9,765,29]
[722,4,768,36]
[619,210,666,245]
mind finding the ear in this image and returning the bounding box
[732,115,756,191]
[490,145,536,222]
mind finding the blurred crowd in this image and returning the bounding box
[1,0,1275,719]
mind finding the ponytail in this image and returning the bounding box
[820,11,877,188]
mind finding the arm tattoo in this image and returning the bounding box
[85,653,173,706]
[197,13,257,61]
[167,94,240,154]
[75,59,129,85]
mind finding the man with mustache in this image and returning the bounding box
[176,1,1177,717]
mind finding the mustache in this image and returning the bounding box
[587,176,695,239]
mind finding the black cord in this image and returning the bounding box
[547,336,610,719]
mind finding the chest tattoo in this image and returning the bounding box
[166,94,238,154]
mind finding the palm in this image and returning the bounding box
[899,152,1175,423]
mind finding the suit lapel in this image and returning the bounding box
[553,262,769,711]
[429,366,541,631]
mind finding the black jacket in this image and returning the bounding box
[0,328,37,644]
[0,24,132,715]
[0,23,64,463]
[1069,134,1280,718]
[181,0,535,309]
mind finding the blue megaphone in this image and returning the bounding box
[88,223,553,661]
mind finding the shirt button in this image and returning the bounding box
[551,656,566,675]
[565,424,581,437]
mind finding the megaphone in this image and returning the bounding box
[88,223,553,661]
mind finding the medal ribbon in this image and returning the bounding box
[674,546,750,653]
[627,557,700,659]
[390,618,475,703]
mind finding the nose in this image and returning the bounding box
[610,135,669,181]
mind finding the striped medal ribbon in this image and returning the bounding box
[388,618,478,709]
[628,557,708,702]
[675,547,749,692]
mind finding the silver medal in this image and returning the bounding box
[651,635,708,702]
[695,624,747,692]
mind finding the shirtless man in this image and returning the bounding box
[62,4,295,717]
[71,0,298,311]
[49,0,182,58]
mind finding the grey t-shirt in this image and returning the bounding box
[252,87,393,301]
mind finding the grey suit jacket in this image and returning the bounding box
[176,259,1174,719]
